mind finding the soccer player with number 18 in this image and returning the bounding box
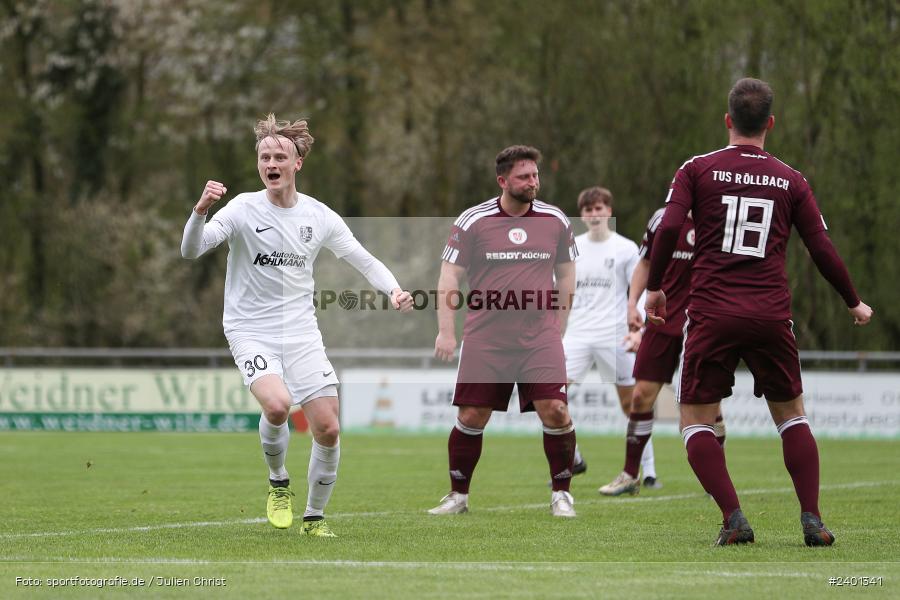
[645,78,872,546]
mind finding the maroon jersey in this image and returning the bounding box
[640,208,694,334]
[442,197,577,348]
[649,144,853,320]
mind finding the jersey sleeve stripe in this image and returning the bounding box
[442,246,461,262]
[452,201,490,226]
[441,245,460,263]
[454,199,495,221]
[647,208,665,232]
[677,145,734,171]
[531,201,571,226]
[458,206,500,230]
[455,199,499,230]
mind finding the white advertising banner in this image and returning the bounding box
[341,370,625,434]
[340,369,900,438]
[3,367,898,437]
[0,368,258,431]
[0,368,255,413]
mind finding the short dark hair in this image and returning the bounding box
[577,186,613,212]
[495,145,541,176]
[728,78,774,136]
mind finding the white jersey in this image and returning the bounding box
[182,190,398,339]
[565,231,639,346]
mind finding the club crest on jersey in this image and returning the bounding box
[508,228,527,245]
[604,258,614,269]
[299,226,313,242]
[687,229,695,246]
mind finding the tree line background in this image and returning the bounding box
[0,0,897,350]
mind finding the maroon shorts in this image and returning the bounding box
[633,328,683,384]
[453,338,567,412]
[678,310,802,404]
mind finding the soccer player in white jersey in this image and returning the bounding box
[562,187,660,489]
[181,114,413,537]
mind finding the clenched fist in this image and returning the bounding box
[195,180,228,215]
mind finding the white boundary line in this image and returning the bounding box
[2,558,897,566]
[0,558,577,571]
[670,570,818,578]
[1,480,896,541]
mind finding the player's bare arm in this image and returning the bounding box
[628,258,650,331]
[194,180,227,215]
[391,288,414,313]
[434,261,466,361]
[554,261,576,335]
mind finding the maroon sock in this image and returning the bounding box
[623,411,654,478]
[714,414,726,447]
[543,425,576,492]
[683,425,741,521]
[779,417,820,517]
[448,425,483,494]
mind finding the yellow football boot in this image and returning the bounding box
[266,485,294,529]
[300,519,336,537]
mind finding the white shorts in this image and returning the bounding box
[563,336,635,386]
[228,334,340,406]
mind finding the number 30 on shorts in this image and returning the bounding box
[243,355,268,378]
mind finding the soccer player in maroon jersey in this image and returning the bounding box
[598,207,728,496]
[645,78,873,546]
[428,145,579,518]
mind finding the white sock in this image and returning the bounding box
[259,415,290,482]
[305,439,340,519]
[640,437,656,479]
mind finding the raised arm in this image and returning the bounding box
[181,180,231,259]
[434,261,467,361]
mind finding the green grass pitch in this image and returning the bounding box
[1,432,897,598]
